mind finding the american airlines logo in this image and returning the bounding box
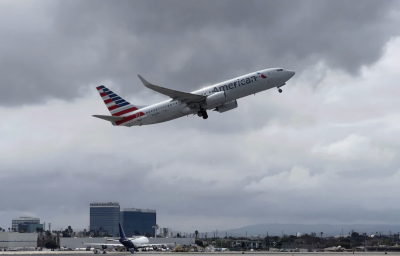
[257,72,267,79]
[211,73,265,93]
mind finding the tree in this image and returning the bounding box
[320,232,324,246]
[195,240,204,247]
[195,230,199,239]
[62,226,73,237]
[44,240,58,249]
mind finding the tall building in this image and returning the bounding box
[90,202,120,237]
[12,217,40,232]
[120,208,156,237]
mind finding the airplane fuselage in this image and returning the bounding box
[120,237,150,249]
[106,68,294,126]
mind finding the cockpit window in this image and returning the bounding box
[277,69,283,71]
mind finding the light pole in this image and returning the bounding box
[152,225,159,238]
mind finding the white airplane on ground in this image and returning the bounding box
[93,68,295,126]
[83,223,169,254]
[324,246,345,252]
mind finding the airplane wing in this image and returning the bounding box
[82,242,122,247]
[139,243,174,248]
[137,75,206,103]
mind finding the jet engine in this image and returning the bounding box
[215,100,238,113]
[206,91,226,108]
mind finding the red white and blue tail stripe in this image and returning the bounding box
[96,85,139,116]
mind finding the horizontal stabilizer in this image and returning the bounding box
[137,75,206,103]
[93,115,124,122]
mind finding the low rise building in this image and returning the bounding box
[0,232,37,249]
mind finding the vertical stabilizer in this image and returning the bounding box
[119,223,126,239]
[96,85,139,116]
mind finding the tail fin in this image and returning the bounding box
[96,85,139,116]
[119,223,126,239]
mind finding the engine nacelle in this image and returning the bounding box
[206,91,226,108]
[215,100,238,113]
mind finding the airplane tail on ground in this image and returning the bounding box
[96,85,139,116]
[119,223,126,239]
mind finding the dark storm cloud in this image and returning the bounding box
[1,0,400,233]
[0,0,399,106]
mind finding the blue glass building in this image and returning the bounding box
[120,208,156,237]
[90,202,120,237]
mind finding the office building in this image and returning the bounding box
[120,208,156,237]
[12,217,40,232]
[18,223,43,233]
[90,202,120,237]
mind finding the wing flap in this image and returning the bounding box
[138,75,206,103]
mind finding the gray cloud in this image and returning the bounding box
[1,0,400,233]
[0,0,399,106]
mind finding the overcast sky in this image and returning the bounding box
[1,0,400,234]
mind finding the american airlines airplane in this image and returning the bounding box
[93,68,295,126]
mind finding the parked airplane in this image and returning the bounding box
[93,68,295,126]
[83,223,169,253]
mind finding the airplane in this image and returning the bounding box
[93,68,295,126]
[324,245,345,252]
[83,223,170,254]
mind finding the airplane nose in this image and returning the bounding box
[287,70,295,78]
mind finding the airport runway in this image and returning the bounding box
[0,252,399,256]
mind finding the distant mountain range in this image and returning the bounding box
[201,224,400,238]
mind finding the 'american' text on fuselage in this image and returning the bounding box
[212,75,259,93]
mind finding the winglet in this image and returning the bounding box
[119,223,126,239]
[137,75,206,103]
[137,75,162,93]
[138,75,151,88]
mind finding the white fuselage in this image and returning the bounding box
[114,68,294,126]
[132,237,150,247]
